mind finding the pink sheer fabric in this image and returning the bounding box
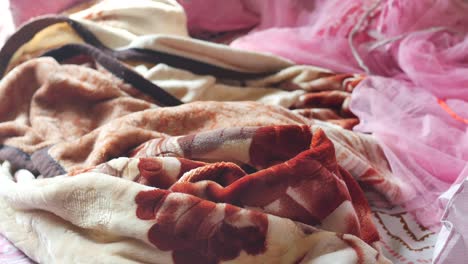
[395,31,468,100]
[350,76,468,227]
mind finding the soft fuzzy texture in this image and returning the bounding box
[0,56,392,194]
[0,1,417,263]
[0,55,391,264]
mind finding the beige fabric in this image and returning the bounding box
[0,163,390,264]
[135,63,305,107]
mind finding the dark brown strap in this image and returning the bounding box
[115,48,272,80]
[42,44,183,106]
[0,145,38,174]
[0,144,68,177]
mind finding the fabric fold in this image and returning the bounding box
[0,126,390,263]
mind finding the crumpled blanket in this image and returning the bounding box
[0,56,394,203]
[0,57,391,263]
[0,0,395,188]
[0,149,388,264]
[0,1,401,263]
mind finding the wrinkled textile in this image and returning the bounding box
[179,0,468,240]
[0,0,408,263]
[78,128,380,244]
[0,57,391,263]
[350,76,468,227]
[0,57,392,199]
[1,0,89,48]
[0,157,389,264]
[365,181,437,263]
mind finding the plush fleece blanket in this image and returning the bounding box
[0,0,399,263]
[0,56,392,263]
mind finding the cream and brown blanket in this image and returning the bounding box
[0,0,402,263]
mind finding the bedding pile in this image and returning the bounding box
[0,0,465,263]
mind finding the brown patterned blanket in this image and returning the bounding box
[0,1,399,263]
